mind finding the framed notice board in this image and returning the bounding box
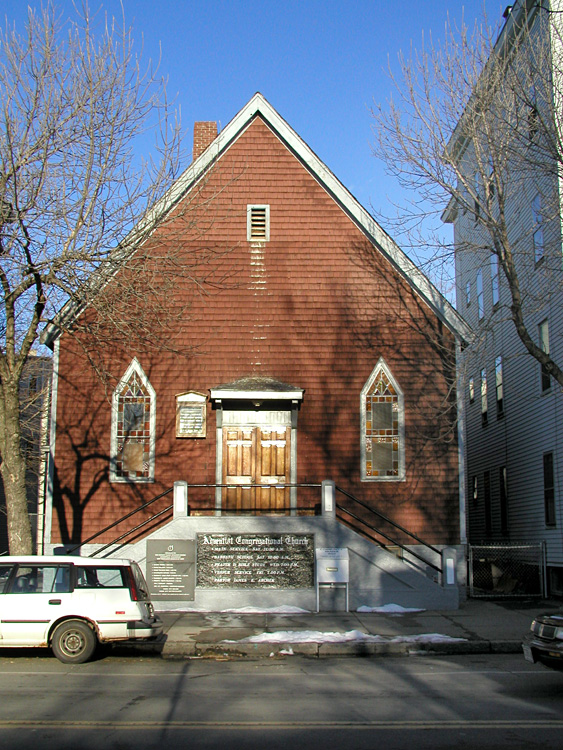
[176,391,207,438]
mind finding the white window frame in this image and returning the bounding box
[480,367,488,426]
[110,357,156,483]
[474,172,480,222]
[360,357,405,482]
[490,253,500,307]
[487,155,495,200]
[539,318,551,392]
[532,193,544,263]
[476,269,484,320]
[495,355,504,418]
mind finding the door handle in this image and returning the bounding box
[49,599,62,605]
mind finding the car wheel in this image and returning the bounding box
[51,620,97,664]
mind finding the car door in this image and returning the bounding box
[0,563,74,645]
[0,564,15,644]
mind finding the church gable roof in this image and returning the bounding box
[43,93,471,346]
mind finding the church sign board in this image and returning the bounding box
[196,533,314,588]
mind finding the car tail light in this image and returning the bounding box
[126,567,140,601]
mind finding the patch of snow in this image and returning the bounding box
[159,605,310,614]
[219,606,310,614]
[279,647,294,655]
[357,604,425,614]
[226,630,466,644]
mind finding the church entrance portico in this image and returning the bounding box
[210,377,304,515]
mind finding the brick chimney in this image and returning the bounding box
[193,121,218,161]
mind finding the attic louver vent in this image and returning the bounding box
[247,204,270,241]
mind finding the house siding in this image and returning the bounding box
[452,2,563,570]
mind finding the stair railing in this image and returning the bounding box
[65,486,174,557]
[335,485,443,577]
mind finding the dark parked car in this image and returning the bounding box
[523,612,563,670]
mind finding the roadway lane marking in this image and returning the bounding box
[1,720,563,730]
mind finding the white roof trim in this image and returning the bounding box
[210,388,304,401]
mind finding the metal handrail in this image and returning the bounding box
[188,482,322,490]
[336,503,441,574]
[64,483,320,555]
[335,485,442,574]
[335,485,441,554]
[61,481,441,577]
[65,486,174,555]
[90,504,174,558]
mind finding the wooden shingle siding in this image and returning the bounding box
[50,114,461,548]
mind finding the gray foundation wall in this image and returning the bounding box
[49,515,462,611]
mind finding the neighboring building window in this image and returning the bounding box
[480,368,488,426]
[361,358,405,481]
[495,356,504,418]
[544,452,556,527]
[539,319,550,392]
[500,466,508,535]
[110,358,156,482]
[472,475,478,506]
[247,204,270,241]
[476,270,484,320]
[529,85,538,140]
[490,253,499,306]
[532,193,544,263]
[465,280,471,307]
[484,470,492,536]
[474,172,480,222]
[487,155,495,199]
[469,377,475,403]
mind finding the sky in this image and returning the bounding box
[3,0,506,247]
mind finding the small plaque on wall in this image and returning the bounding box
[176,391,207,438]
[147,539,196,600]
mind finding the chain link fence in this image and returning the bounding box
[468,543,547,598]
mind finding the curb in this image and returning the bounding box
[152,638,525,659]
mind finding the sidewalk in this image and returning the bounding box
[136,598,561,659]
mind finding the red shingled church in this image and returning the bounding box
[41,94,469,608]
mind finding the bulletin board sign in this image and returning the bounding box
[176,391,207,438]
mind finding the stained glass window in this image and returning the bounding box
[361,360,404,481]
[111,359,155,482]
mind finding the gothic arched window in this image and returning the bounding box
[360,358,405,481]
[110,358,155,482]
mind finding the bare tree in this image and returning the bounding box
[371,1,563,387]
[0,3,229,554]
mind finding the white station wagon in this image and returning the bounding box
[0,555,163,663]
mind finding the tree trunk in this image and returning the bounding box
[0,380,34,554]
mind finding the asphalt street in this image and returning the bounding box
[0,652,562,749]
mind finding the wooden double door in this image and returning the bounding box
[223,425,290,514]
